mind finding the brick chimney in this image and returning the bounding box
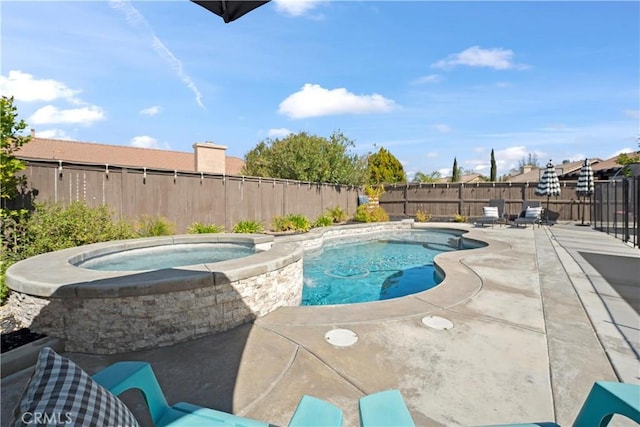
[193,142,227,174]
[521,165,532,174]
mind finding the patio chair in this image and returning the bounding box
[513,201,543,228]
[12,347,342,427]
[475,199,506,228]
[93,361,343,427]
[475,381,640,427]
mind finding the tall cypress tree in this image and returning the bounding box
[490,149,497,181]
[452,157,460,182]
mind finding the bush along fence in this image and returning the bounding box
[9,160,361,233]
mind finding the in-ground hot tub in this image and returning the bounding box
[6,234,303,354]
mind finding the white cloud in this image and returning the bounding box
[438,168,450,177]
[425,152,438,158]
[273,0,322,16]
[109,0,205,109]
[432,46,527,70]
[140,105,162,116]
[130,135,168,149]
[29,105,105,125]
[279,83,396,119]
[432,124,451,133]
[412,74,441,85]
[0,70,81,103]
[623,109,639,120]
[268,128,293,138]
[36,129,74,140]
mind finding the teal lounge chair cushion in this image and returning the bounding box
[359,389,415,427]
[288,395,343,427]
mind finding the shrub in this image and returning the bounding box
[1,202,135,304]
[325,206,347,223]
[288,214,311,232]
[353,205,389,223]
[233,220,264,234]
[454,214,467,223]
[136,215,174,237]
[313,215,333,228]
[272,214,311,232]
[23,202,135,257]
[415,210,432,222]
[271,215,294,232]
[187,222,225,234]
[364,184,385,199]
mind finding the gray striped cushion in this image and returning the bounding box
[12,347,139,427]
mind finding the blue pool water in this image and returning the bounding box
[302,229,480,305]
[77,243,256,271]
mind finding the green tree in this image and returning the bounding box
[241,131,367,185]
[412,171,441,183]
[451,157,460,182]
[616,151,640,178]
[367,147,406,184]
[490,149,497,181]
[1,96,31,207]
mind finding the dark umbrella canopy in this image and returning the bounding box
[192,0,270,23]
[576,158,595,196]
[535,160,561,197]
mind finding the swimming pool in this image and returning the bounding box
[302,229,480,305]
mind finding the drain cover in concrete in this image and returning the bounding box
[421,316,453,330]
[325,328,358,347]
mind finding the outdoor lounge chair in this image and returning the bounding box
[476,381,640,427]
[93,361,343,427]
[357,383,639,427]
[12,347,343,427]
[513,201,543,228]
[476,199,506,228]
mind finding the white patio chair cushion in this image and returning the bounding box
[12,347,139,427]
[525,207,543,219]
[483,207,500,218]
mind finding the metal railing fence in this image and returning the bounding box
[592,177,639,248]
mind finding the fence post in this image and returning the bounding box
[404,184,408,216]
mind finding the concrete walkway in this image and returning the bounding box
[2,222,638,426]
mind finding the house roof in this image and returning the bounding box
[436,173,485,183]
[15,136,245,175]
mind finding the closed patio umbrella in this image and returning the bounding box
[535,160,561,224]
[192,1,270,23]
[576,158,595,226]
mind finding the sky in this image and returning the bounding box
[1,1,639,179]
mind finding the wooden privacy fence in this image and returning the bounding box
[379,181,597,222]
[13,160,604,230]
[14,161,360,233]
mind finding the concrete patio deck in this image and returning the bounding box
[1,222,638,426]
